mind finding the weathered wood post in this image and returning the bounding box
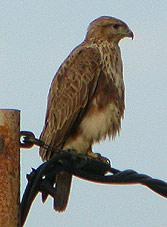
[0,109,20,227]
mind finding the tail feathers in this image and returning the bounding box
[54,171,72,212]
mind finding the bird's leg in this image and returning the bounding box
[87,149,110,164]
[87,150,99,159]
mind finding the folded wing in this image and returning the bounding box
[40,45,102,160]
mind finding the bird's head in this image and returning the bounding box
[85,16,133,44]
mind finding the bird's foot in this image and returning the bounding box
[65,149,110,165]
[87,151,110,165]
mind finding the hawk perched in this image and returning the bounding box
[40,16,133,211]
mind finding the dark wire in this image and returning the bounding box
[20,131,167,227]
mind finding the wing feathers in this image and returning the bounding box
[40,45,101,160]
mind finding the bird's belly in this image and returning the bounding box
[62,102,121,153]
[80,102,121,142]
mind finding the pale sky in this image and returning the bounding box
[1,1,167,227]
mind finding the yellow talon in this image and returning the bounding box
[87,151,110,164]
[87,151,99,159]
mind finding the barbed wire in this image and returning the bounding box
[20,131,167,226]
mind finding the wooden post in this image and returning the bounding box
[0,109,20,227]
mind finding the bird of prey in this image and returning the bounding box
[40,16,133,212]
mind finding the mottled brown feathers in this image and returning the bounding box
[40,46,101,160]
[39,16,133,211]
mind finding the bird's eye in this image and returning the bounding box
[113,24,120,29]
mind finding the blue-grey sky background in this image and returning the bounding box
[1,1,167,227]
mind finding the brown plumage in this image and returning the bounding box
[39,16,133,212]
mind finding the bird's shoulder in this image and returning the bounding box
[57,41,101,75]
[49,41,102,92]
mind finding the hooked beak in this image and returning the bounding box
[127,30,134,40]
